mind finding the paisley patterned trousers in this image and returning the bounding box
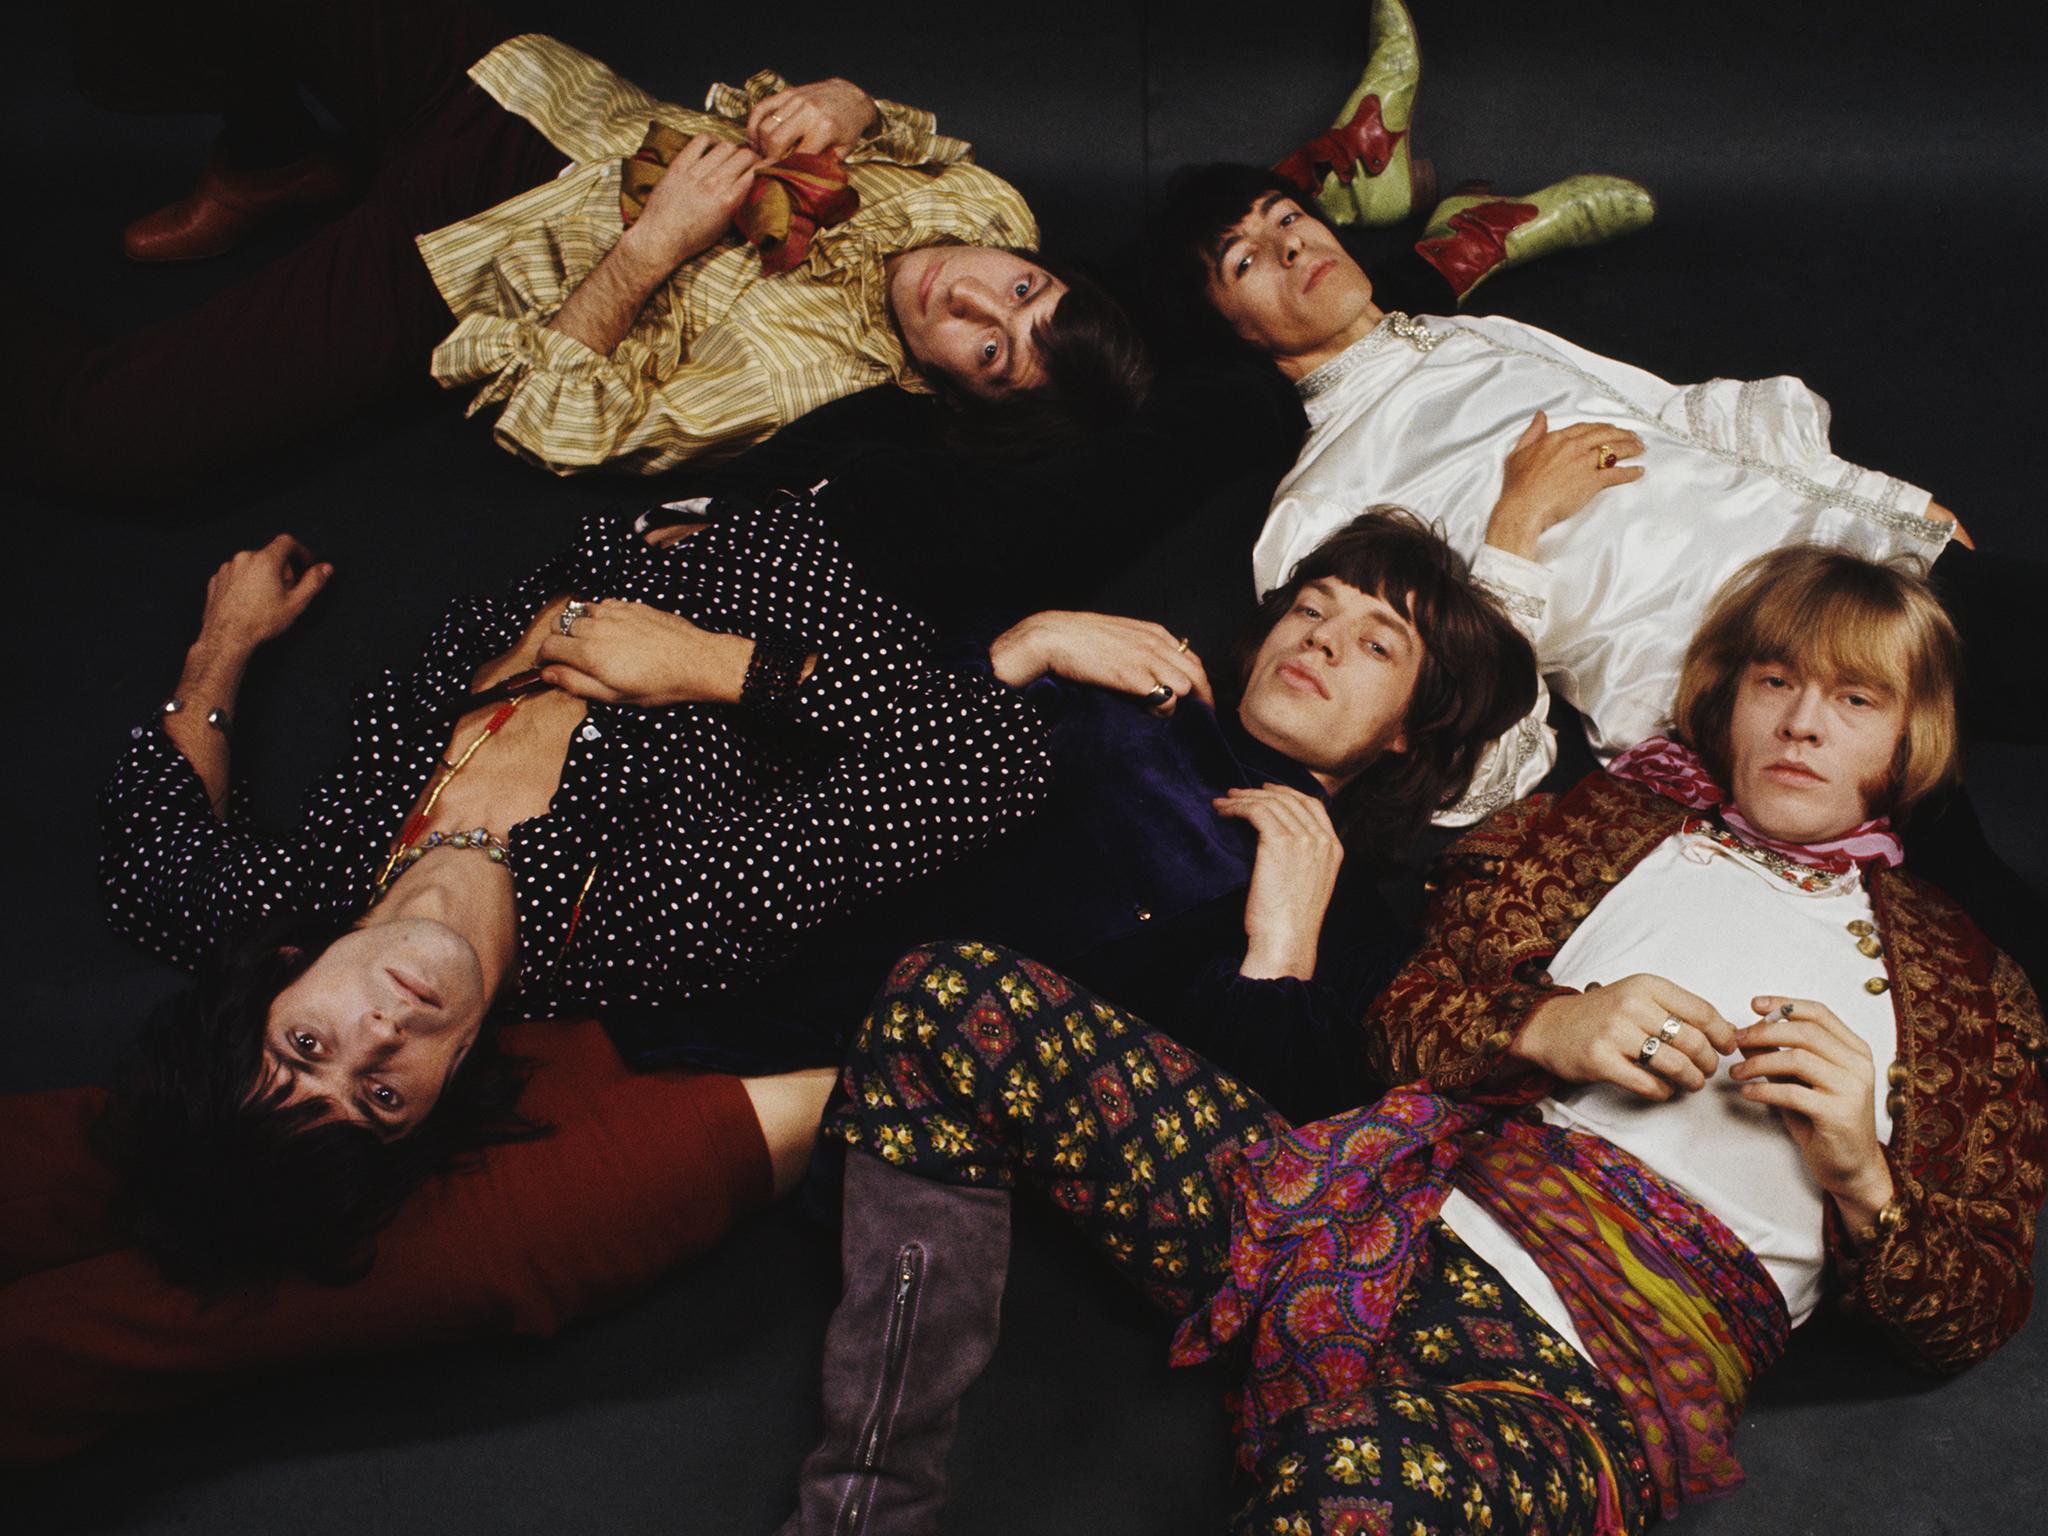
[824,940,1654,1535]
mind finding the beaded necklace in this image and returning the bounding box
[370,692,534,905]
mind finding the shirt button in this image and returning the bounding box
[1517,1104,1545,1126]
[580,723,602,742]
[1856,935,1883,959]
[1886,1090,1907,1120]
[130,726,145,739]
[1133,906,1152,923]
[1864,976,1891,995]
[1886,1061,1909,1087]
[1846,919,1875,937]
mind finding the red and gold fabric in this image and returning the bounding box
[1366,771,2048,1376]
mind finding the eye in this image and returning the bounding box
[1294,602,1321,620]
[291,1030,320,1056]
[1234,251,1253,279]
[1279,210,1298,227]
[1365,640,1391,660]
[368,1083,403,1110]
[1759,671,1790,689]
[1843,692,1873,709]
[980,338,1000,364]
[1012,277,1032,300]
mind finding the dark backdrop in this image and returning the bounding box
[7,1,2044,1530]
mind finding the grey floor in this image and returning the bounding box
[7,1,2045,1530]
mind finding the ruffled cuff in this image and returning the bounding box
[431,313,667,475]
[704,70,968,168]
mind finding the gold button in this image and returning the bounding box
[1864,976,1891,995]
[1584,980,1604,992]
[1517,1104,1546,1125]
[1483,1030,1514,1054]
[1422,879,1439,893]
[1885,1062,1909,1087]
[1134,906,1153,923]
[1856,935,1883,959]
[1847,919,1875,937]
[1886,1091,1907,1120]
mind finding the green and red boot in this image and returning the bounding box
[1415,174,1655,303]
[1273,0,1435,229]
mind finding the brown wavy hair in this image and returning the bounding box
[1238,507,1539,864]
[1673,545,1962,815]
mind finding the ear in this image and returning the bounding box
[1384,728,1409,757]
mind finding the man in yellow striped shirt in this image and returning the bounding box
[28,4,1148,497]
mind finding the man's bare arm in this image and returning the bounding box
[548,136,760,357]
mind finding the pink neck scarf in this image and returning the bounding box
[1606,736,1903,871]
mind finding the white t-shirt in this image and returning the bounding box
[1439,824,1899,1356]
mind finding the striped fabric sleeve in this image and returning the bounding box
[702,69,973,169]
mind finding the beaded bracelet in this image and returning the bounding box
[740,630,811,708]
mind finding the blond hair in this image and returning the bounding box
[1674,546,1962,814]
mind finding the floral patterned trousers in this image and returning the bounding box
[825,942,1654,1535]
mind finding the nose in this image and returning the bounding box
[948,277,1003,323]
[1299,621,1336,661]
[1778,683,1827,743]
[1279,223,1303,267]
[359,1004,407,1046]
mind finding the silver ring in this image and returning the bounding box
[1636,1034,1665,1066]
[559,599,590,637]
[1657,1016,1683,1044]
[1142,681,1175,708]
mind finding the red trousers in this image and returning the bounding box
[0,1019,770,1466]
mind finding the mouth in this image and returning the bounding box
[1763,760,1825,786]
[1276,661,1330,699]
[386,967,443,1010]
[917,256,943,316]
[1302,257,1336,294]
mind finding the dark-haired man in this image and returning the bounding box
[24,2,1149,497]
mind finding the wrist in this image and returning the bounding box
[612,223,690,290]
[988,620,1050,688]
[1482,504,1542,561]
[1832,1162,1899,1240]
[1240,929,1317,981]
[180,637,251,700]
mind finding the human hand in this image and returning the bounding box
[1513,972,1735,1100]
[536,600,760,706]
[195,534,333,659]
[1728,995,1895,1222]
[1484,412,1646,561]
[747,78,879,159]
[624,135,761,274]
[1923,499,1975,551]
[987,611,1212,714]
[1214,784,1344,980]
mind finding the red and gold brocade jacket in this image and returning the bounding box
[1363,772,2047,1375]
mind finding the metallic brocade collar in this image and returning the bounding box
[1294,312,1442,402]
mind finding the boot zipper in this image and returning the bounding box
[837,1242,925,1536]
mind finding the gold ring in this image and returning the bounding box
[1595,447,1619,470]
[1175,636,1191,655]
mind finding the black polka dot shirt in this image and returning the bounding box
[101,496,1051,1042]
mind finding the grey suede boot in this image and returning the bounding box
[777,1151,1012,1536]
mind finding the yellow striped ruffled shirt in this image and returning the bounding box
[415,34,1038,476]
